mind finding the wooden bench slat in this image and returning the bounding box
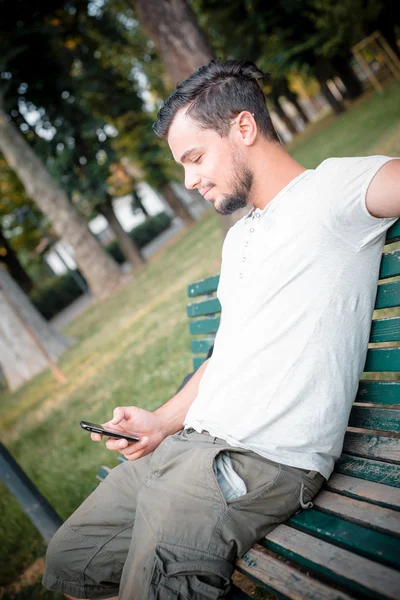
[187,298,221,317]
[375,281,400,309]
[326,473,400,510]
[189,317,220,335]
[186,283,400,315]
[187,275,220,297]
[264,525,400,600]
[335,454,400,487]
[343,431,400,462]
[380,249,400,280]
[348,407,400,432]
[289,510,400,569]
[386,219,400,243]
[191,339,214,354]
[364,347,400,371]
[356,380,400,404]
[313,490,400,536]
[237,546,355,600]
[193,356,207,370]
[369,317,400,343]
[96,466,111,482]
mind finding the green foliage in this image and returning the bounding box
[29,271,86,321]
[30,212,173,319]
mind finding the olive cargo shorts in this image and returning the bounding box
[43,429,324,599]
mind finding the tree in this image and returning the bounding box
[0,266,71,390]
[0,103,124,299]
[132,0,251,232]
[134,0,214,86]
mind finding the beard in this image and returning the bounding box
[214,150,254,215]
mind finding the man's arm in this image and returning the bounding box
[91,358,210,460]
[366,159,400,218]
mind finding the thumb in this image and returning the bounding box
[111,407,125,425]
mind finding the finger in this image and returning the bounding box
[91,432,103,442]
[120,437,149,458]
[111,407,125,426]
[125,449,145,461]
[105,437,129,451]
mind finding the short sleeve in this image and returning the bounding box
[319,156,399,251]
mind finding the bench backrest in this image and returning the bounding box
[186,220,400,488]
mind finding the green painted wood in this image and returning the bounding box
[313,490,400,536]
[356,380,400,404]
[335,454,400,487]
[386,219,400,243]
[289,510,400,569]
[191,339,214,354]
[187,298,221,317]
[189,317,220,335]
[193,356,206,370]
[96,466,111,482]
[375,281,400,309]
[369,317,400,343]
[379,249,400,280]
[363,347,400,371]
[264,525,400,600]
[325,473,400,511]
[187,276,220,297]
[348,407,400,432]
[343,432,400,463]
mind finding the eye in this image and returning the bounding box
[192,155,202,164]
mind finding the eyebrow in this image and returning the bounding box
[178,146,203,165]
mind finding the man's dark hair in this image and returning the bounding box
[153,59,279,143]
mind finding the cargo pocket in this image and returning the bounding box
[149,543,234,599]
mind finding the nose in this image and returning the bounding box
[184,167,200,190]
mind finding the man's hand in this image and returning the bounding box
[91,406,167,461]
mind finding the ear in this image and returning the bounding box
[233,111,257,146]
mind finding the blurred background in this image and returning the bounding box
[0,1,399,598]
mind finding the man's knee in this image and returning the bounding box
[42,523,121,599]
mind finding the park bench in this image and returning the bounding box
[98,218,400,600]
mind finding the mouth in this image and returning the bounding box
[202,186,214,200]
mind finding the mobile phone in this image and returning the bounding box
[80,421,140,443]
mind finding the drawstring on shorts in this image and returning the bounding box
[299,483,314,509]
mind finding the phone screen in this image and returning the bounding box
[80,421,140,443]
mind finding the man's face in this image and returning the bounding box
[167,109,253,215]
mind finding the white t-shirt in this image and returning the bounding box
[184,156,399,480]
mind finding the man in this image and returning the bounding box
[43,60,400,600]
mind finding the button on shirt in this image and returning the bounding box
[184,156,399,480]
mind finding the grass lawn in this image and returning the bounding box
[1,81,399,599]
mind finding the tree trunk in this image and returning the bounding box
[132,188,149,217]
[316,76,345,115]
[289,97,310,124]
[281,84,310,125]
[315,60,346,115]
[134,0,214,86]
[100,195,145,268]
[0,266,71,391]
[0,228,33,293]
[161,182,195,225]
[331,57,363,100]
[272,99,298,136]
[133,0,242,235]
[0,104,124,300]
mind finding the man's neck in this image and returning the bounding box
[248,143,306,211]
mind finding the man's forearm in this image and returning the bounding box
[154,359,209,436]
